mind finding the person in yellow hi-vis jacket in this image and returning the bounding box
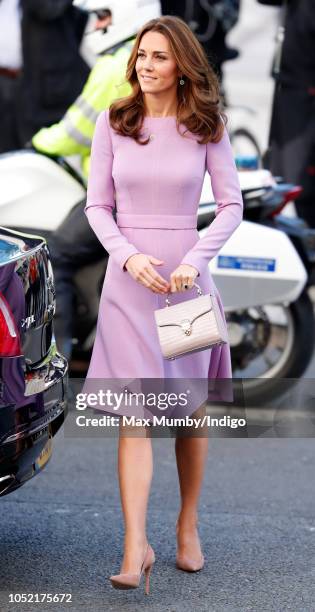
[33,50,133,177]
[35,0,161,360]
[32,5,136,179]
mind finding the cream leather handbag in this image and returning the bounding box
[154,283,228,360]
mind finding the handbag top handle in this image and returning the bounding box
[165,282,203,307]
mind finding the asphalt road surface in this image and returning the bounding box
[1,411,315,612]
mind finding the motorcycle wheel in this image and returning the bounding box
[229,291,315,404]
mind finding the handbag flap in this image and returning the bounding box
[157,307,212,328]
[154,294,213,328]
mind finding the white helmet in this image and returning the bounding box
[74,0,161,55]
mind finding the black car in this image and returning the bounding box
[0,227,68,497]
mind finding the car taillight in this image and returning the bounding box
[270,185,303,217]
[0,291,22,357]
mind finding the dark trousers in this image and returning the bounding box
[47,200,104,359]
[268,84,315,227]
[0,74,20,153]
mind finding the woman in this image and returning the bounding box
[83,15,243,595]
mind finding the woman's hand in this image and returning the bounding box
[125,253,171,294]
[170,264,199,293]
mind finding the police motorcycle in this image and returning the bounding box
[198,161,315,400]
[0,4,313,402]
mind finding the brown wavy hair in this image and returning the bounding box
[108,15,227,145]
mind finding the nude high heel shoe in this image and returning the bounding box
[175,521,205,572]
[109,543,155,594]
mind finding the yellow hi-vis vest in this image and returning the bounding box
[32,39,135,179]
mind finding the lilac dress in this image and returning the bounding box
[82,109,243,412]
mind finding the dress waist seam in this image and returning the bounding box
[116,212,197,229]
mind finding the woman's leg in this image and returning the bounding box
[117,423,153,573]
[175,405,209,559]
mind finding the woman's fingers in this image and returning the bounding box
[170,266,198,292]
[170,271,184,292]
[141,267,170,293]
[126,254,170,293]
[185,276,194,289]
[128,255,200,295]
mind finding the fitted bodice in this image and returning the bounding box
[110,115,207,219]
[85,109,243,276]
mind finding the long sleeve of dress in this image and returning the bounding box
[180,124,243,277]
[84,111,141,271]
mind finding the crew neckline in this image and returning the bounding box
[144,115,177,120]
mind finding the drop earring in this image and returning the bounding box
[179,77,185,86]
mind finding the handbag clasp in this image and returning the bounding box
[180,319,192,335]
